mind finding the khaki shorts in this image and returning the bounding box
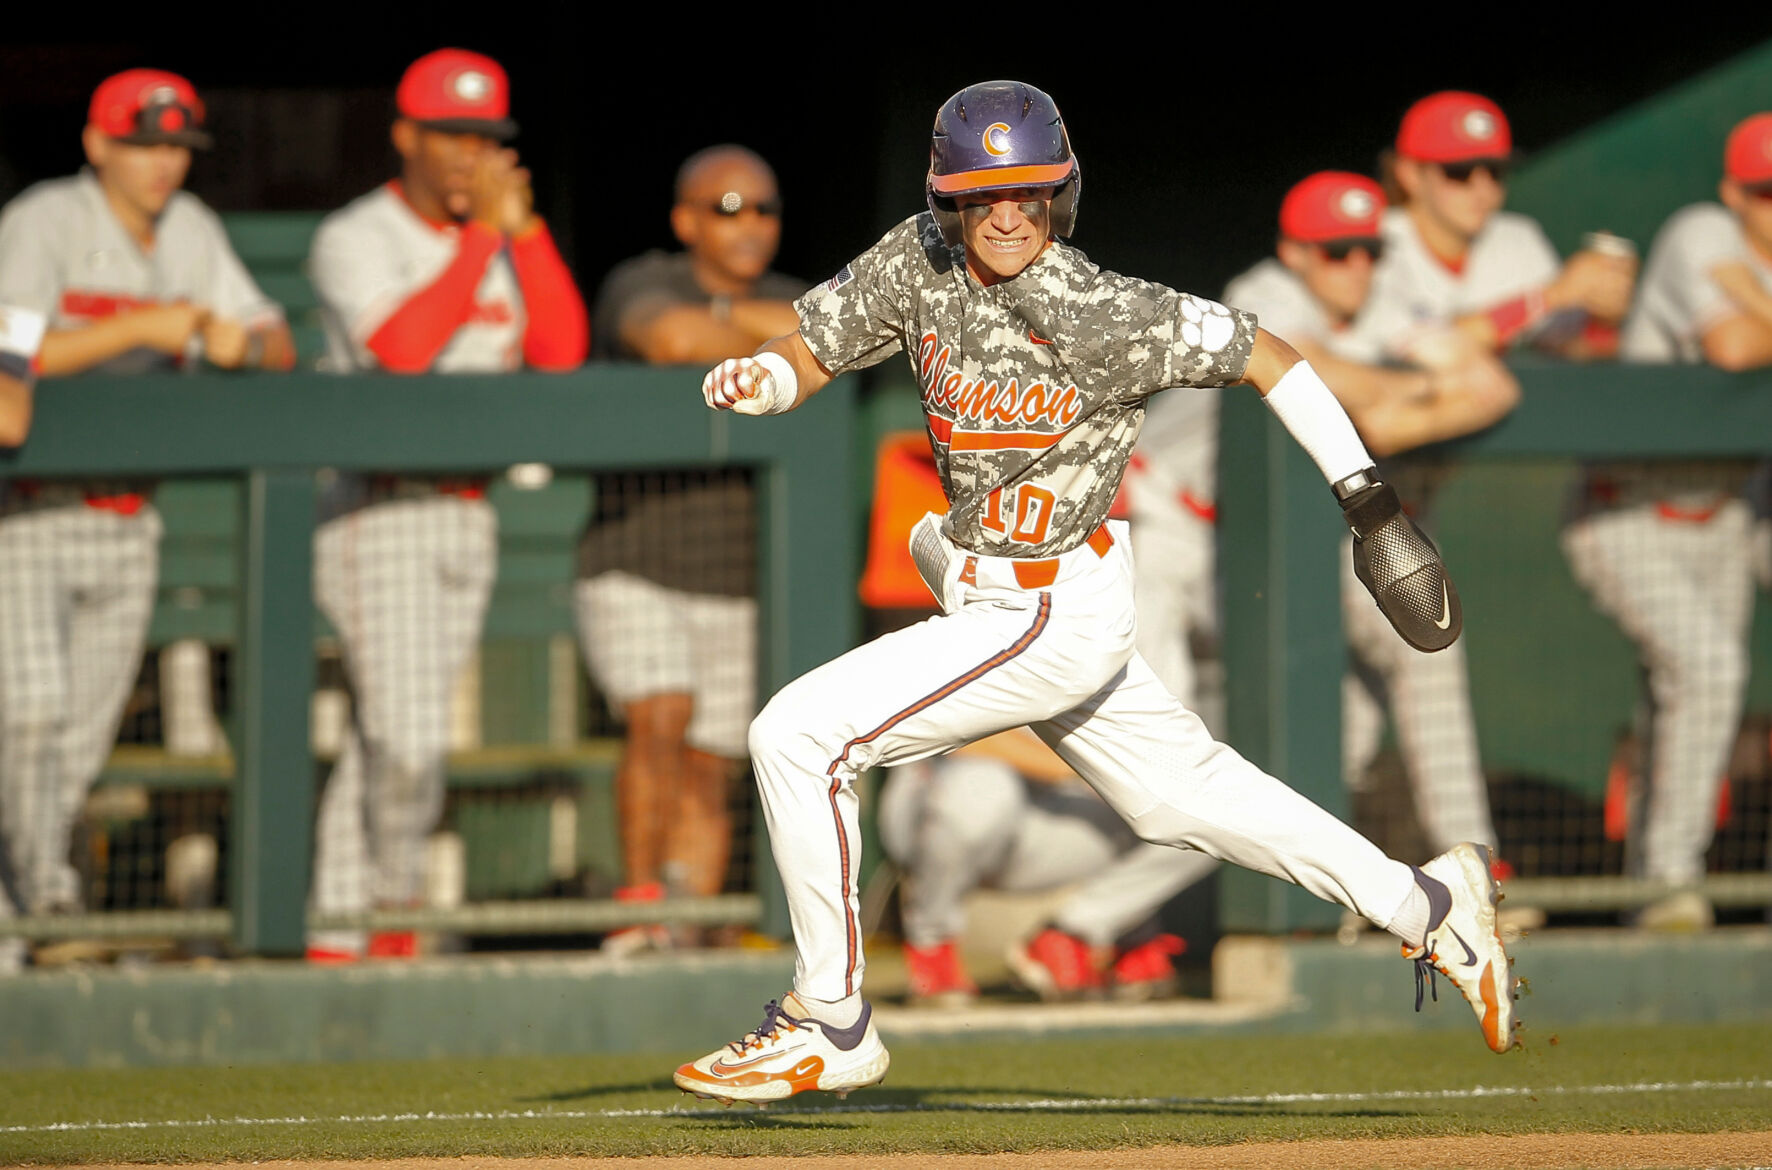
[574,571,757,759]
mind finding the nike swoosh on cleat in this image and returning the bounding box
[1434,583,1452,630]
[710,1045,803,1076]
[1447,926,1479,968]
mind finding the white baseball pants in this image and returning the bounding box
[752,515,1418,1001]
[0,503,160,914]
[1561,499,1753,884]
[311,496,496,932]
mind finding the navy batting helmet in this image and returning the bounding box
[926,80,1081,247]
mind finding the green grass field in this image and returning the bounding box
[2,1022,1768,1164]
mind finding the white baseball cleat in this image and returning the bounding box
[673,993,891,1104]
[1404,842,1520,1053]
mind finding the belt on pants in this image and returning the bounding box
[959,523,1115,591]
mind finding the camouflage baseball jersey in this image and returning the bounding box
[795,213,1256,558]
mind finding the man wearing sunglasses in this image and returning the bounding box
[1160,173,1519,912]
[673,80,1518,1106]
[305,48,589,963]
[1562,112,1772,931]
[575,146,805,952]
[0,69,291,940]
[1364,91,1635,360]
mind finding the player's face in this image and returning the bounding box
[403,125,500,220]
[1402,158,1507,243]
[674,158,782,286]
[955,188,1053,284]
[88,137,191,220]
[1280,237,1379,323]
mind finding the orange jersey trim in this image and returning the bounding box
[949,428,1064,452]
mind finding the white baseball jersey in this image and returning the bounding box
[310,183,525,373]
[795,214,1256,559]
[0,169,281,372]
[1622,202,1772,363]
[1353,207,1562,358]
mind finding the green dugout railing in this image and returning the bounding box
[0,368,858,955]
[1220,360,1772,932]
[7,361,1772,951]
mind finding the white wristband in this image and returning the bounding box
[733,350,799,416]
[1261,360,1374,486]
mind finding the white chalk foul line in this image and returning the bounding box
[4,1078,1770,1135]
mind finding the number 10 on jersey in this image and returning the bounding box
[980,482,1057,545]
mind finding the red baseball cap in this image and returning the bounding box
[1396,91,1512,164]
[1724,112,1772,190]
[397,49,516,140]
[88,69,212,149]
[1279,172,1386,243]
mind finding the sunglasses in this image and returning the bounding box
[701,192,782,218]
[1317,239,1384,263]
[1436,159,1510,184]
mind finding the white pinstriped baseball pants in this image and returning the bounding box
[1562,500,1754,884]
[0,504,160,916]
[751,516,1418,1002]
[311,496,495,932]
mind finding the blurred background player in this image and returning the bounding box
[1561,112,1772,930]
[1364,91,1636,360]
[305,47,588,960]
[0,69,289,928]
[574,146,803,949]
[1344,92,1637,885]
[1222,170,1519,881]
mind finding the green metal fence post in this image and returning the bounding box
[231,469,317,955]
[1217,390,1348,934]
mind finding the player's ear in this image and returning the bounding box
[390,118,418,162]
[670,202,698,248]
[81,125,108,170]
[1277,238,1311,273]
[1719,178,1743,214]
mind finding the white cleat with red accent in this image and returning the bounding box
[674,993,891,1104]
[1405,842,1521,1054]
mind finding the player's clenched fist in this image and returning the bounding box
[701,352,798,416]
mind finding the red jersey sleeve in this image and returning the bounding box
[509,220,590,370]
[365,222,503,373]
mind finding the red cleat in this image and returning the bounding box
[903,939,977,1007]
[1109,933,1185,1001]
[1006,927,1103,1001]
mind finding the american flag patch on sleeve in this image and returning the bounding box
[825,265,854,293]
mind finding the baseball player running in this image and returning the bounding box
[1226,171,1519,868]
[306,48,589,960]
[1561,112,1772,930]
[674,81,1519,1106]
[0,70,288,924]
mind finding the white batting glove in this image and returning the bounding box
[701,352,798,416]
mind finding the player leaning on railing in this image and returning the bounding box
[674,80,1520,1106]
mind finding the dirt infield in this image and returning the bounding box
[62,1131,1772,1169]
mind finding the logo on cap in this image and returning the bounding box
[148,85,179,105]
[983,123,1012,157]
[452,70,492,102]
[1337,188,1376,221]
[1461,110,1497,142]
